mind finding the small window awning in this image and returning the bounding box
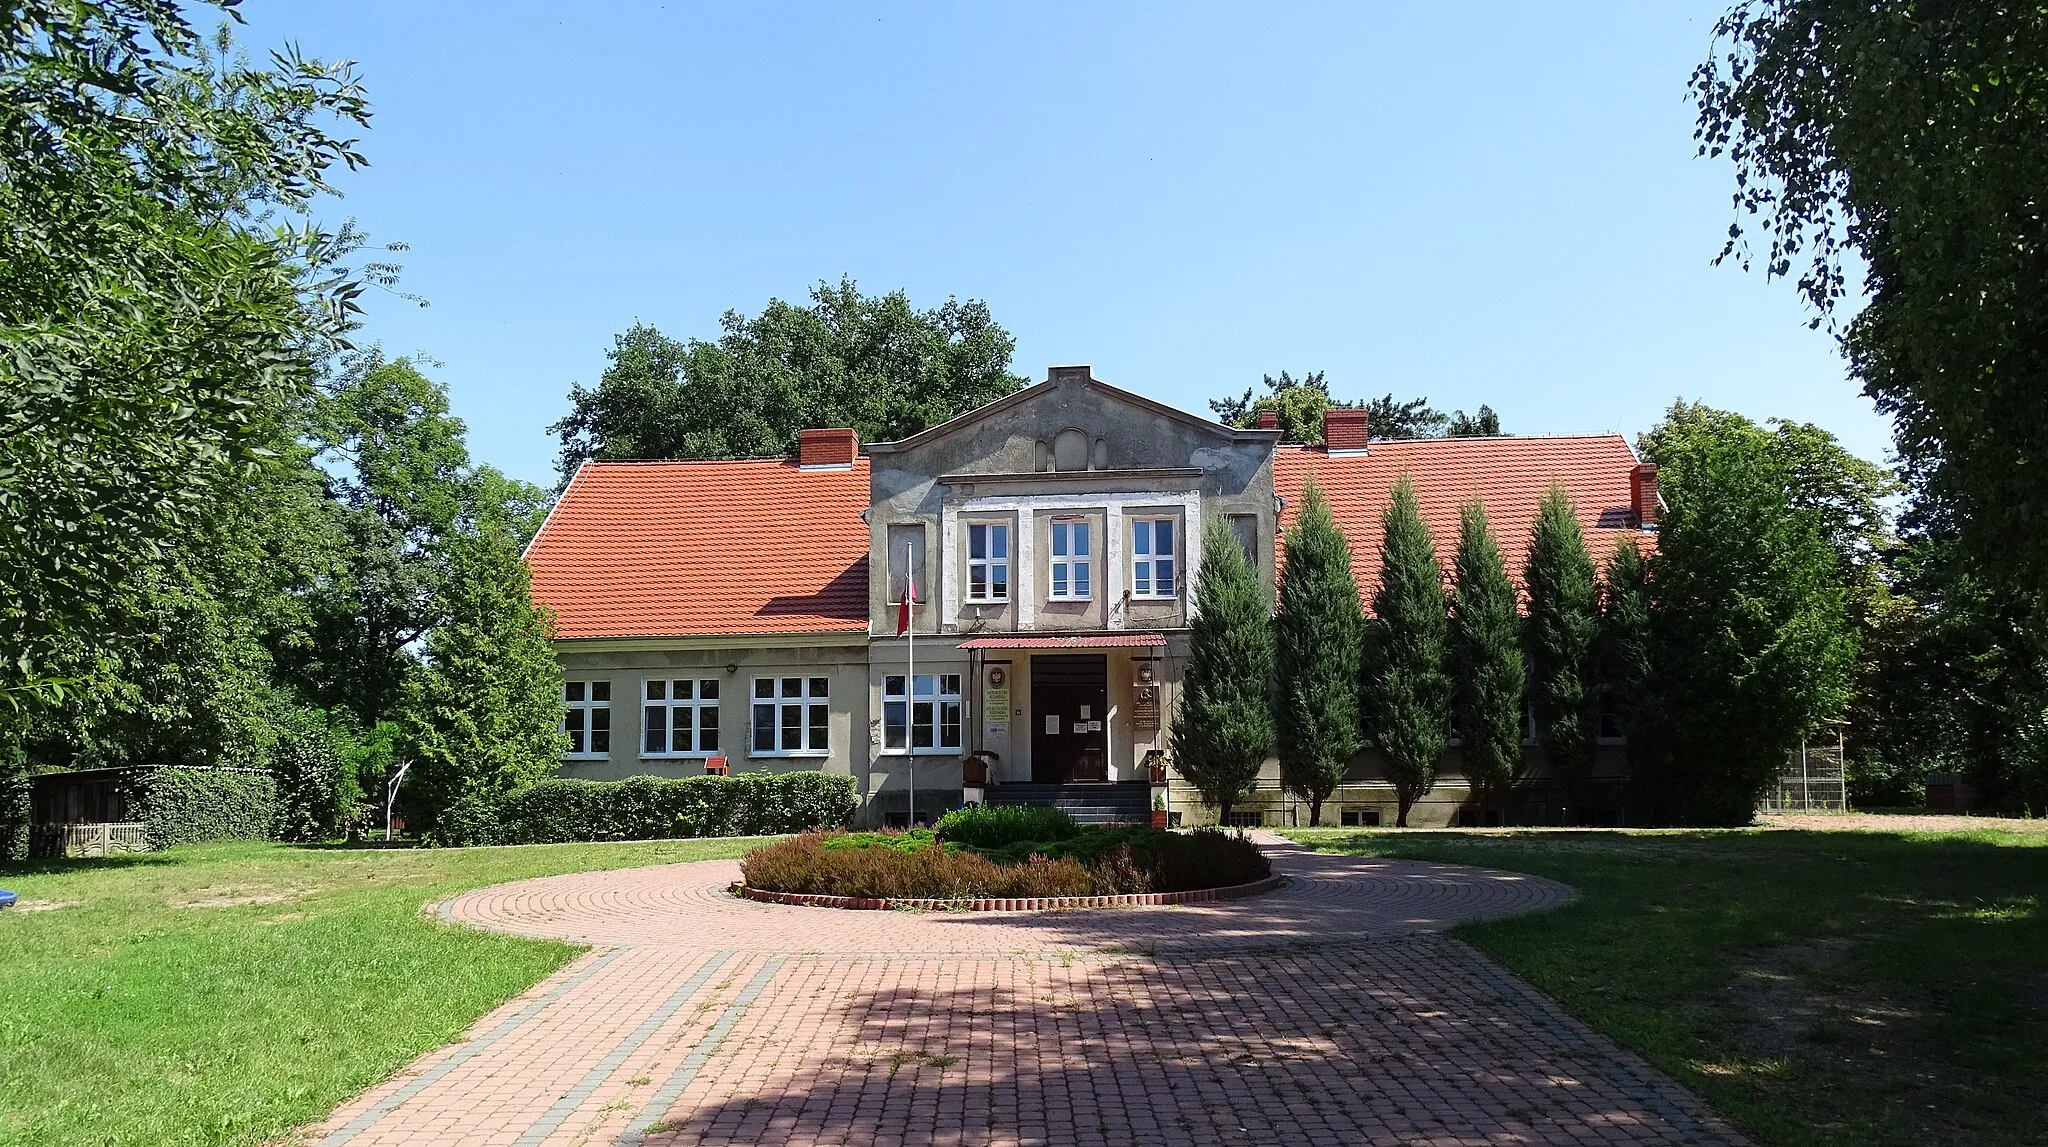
[954,633,1167,650]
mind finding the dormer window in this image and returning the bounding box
[1131,518,1177,597]
[1050,520,1092,600]
[967,522,1009,601]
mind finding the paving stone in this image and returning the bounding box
[294,833,1749,1147]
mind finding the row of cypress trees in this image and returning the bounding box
[1171,478,1620,827]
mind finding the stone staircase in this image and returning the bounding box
[985,782,1151,825]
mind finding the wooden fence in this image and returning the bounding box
[30,822,150,858]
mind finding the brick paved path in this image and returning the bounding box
[297,835,1751,1147]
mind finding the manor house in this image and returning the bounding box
[525,365,1658,828]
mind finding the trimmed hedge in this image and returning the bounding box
[934,804,1079,849]
[124,767,278,849]
[493,771,858,845]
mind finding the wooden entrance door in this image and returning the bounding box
[1029,654,1108,782]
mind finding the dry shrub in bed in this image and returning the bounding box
[742,827,1270,899]
[741,832,1093,898]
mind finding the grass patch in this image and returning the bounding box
[0,836,762,1147]
[1286,822,2048,1147]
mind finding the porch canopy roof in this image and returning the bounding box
[954,633,1166,650]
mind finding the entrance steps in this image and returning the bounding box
[985,782,1151,825]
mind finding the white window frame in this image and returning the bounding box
[641,678,722,758]
[751,676,830,757]
[1049,519,1092,601]
[1595,684,1626,745]
[882,673,965,755]
[965,521,1010,603]
[563,680,611,758]
[1130,517,1178,598]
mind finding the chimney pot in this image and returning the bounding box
[1255,409,1279,431]
[798,427,860,469]
[1631,463,1661,527]
[1322,407,1370,453]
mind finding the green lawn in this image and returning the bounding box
[0,837,761,1147]
[1287,822,2048,1147]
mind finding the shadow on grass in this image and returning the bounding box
[1288,827,2048,1147]
[0,851,178,878]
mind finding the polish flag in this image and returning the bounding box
[896,585,914,636]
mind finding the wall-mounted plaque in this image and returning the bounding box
[1132,684,1161,731]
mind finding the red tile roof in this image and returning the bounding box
[527,459,870,639]
[1274,436,1651,602]
[956,634,1168,649]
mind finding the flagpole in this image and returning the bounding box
[905,540,915,829]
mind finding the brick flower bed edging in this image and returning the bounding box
[733,872,1287,912]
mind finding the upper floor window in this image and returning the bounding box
[753,676,829,756]
[883,674,963,753]
[1050,520,1092,600]
[563,680,610,757]
[644,678,719,757]
[967,522,1009,602]
[1131,518,1177,598]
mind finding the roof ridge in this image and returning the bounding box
[577,456,870,468]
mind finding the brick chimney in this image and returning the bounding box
[1322,407,1369,454]
[798,427,859,469]
[1255,409,1279,430]
[1631,463,1661,528]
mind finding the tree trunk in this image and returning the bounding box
[1396,792,1415,827]
[1307,797,1324,828]
[1217,799,1233,828]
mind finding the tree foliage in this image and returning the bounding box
[1640,408,1858,825]
[1693,1,2048,607]
[1170,522,1275,825]
[551,279,1027,480]
[1364,479,1451,826]
[0,1,376,708]
[1274,483,1363,826]
[1523,484,1601,815]
[396,499,568,834]
[1599,538,1656,800]
[1211,372,1504,444]
[1448,501,1523,816]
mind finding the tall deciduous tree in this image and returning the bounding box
[1523,484,1600,818]
[396,498,568,836]
[1275,483,1363,827]
[1693,2,2048,610]
[552,280,1027,481]
[1645,411,1857,825]
[1365,479,1451,827]
[1449,501,1523,818]
[0,1,374,710]
[1212,372,1500,444]
[1171,523,1275,826]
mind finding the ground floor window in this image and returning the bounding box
[753,676,829,756]
[643,678,719,756]
[883,674,962,752]
[564,680,610,757]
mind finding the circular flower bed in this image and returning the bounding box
[737,805,1272,907]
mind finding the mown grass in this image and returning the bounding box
[0,837,763,1147]
[1286,822,2048,1147]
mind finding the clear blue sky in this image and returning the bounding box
[237,0,1886,488]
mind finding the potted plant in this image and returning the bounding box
[1150,793,1169,829]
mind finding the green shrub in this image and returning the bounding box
[743,826,1271,898]
[126,767,278,848]
[270,709,353,843]
[934,803,1080,850]
[0,771,28,861]
[494,771,857,845]
[429,793,501,847]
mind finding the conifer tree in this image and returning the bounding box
[1599,538,1656,793]
[1170,522,1275,826]
[1365,478,1451,826]
[1523,484,1600,817]
[398,487,568,839]
[1274,482,1363,826]
[1449,501,1523,819]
